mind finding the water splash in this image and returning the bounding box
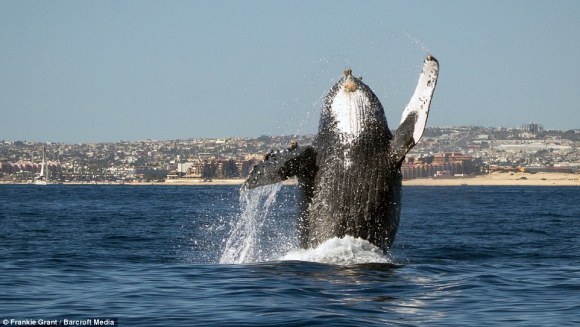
[218,185,393,266]
[219,183,283,264]
[402,30,430,53]
[281,236,393,265]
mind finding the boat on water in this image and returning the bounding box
[33,147,49,185]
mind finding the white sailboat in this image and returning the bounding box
[33,147,48,185]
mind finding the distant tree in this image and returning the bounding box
[420,155,434,165]
[143,168,169,181]
[463,158,484,175]
[257,135,272,142]
[563,130,580,141]
[222,159,239,178]
[201,162,216,180]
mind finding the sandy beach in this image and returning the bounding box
[1,172,578,186]
[164,178,247,186]
[163,172,579,187]
[403,172,579,187]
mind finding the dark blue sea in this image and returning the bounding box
[1,185,578,326]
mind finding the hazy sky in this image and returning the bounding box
[1,1,579,143]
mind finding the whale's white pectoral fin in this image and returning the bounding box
[402,55,439,143]
[391,55,439,164]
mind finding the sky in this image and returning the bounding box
[1,1,579,143]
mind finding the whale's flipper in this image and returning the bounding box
[243,145,318,190]
[391,55,439,164]
[244,144,318,249]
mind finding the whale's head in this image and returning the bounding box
[321,69,389,144]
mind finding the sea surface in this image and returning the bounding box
[0,185,578,326]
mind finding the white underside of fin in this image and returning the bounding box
[400,57,439,144]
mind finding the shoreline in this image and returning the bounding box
[1,172,578,187]
[403,172,579,187]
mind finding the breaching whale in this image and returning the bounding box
[244,55,439,252]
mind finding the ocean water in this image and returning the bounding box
[0,185,578,326]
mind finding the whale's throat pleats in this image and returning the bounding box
[330,87,372,144]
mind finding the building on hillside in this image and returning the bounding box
[520,123,544,134]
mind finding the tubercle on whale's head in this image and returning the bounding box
[343,68,358,92]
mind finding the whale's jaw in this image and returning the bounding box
[328,70,385,146]
[330,84,372,144]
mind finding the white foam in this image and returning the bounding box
[281,236,393,265]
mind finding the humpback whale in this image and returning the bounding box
[244,55,439,252]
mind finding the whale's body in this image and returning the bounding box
[245,56,439,252]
